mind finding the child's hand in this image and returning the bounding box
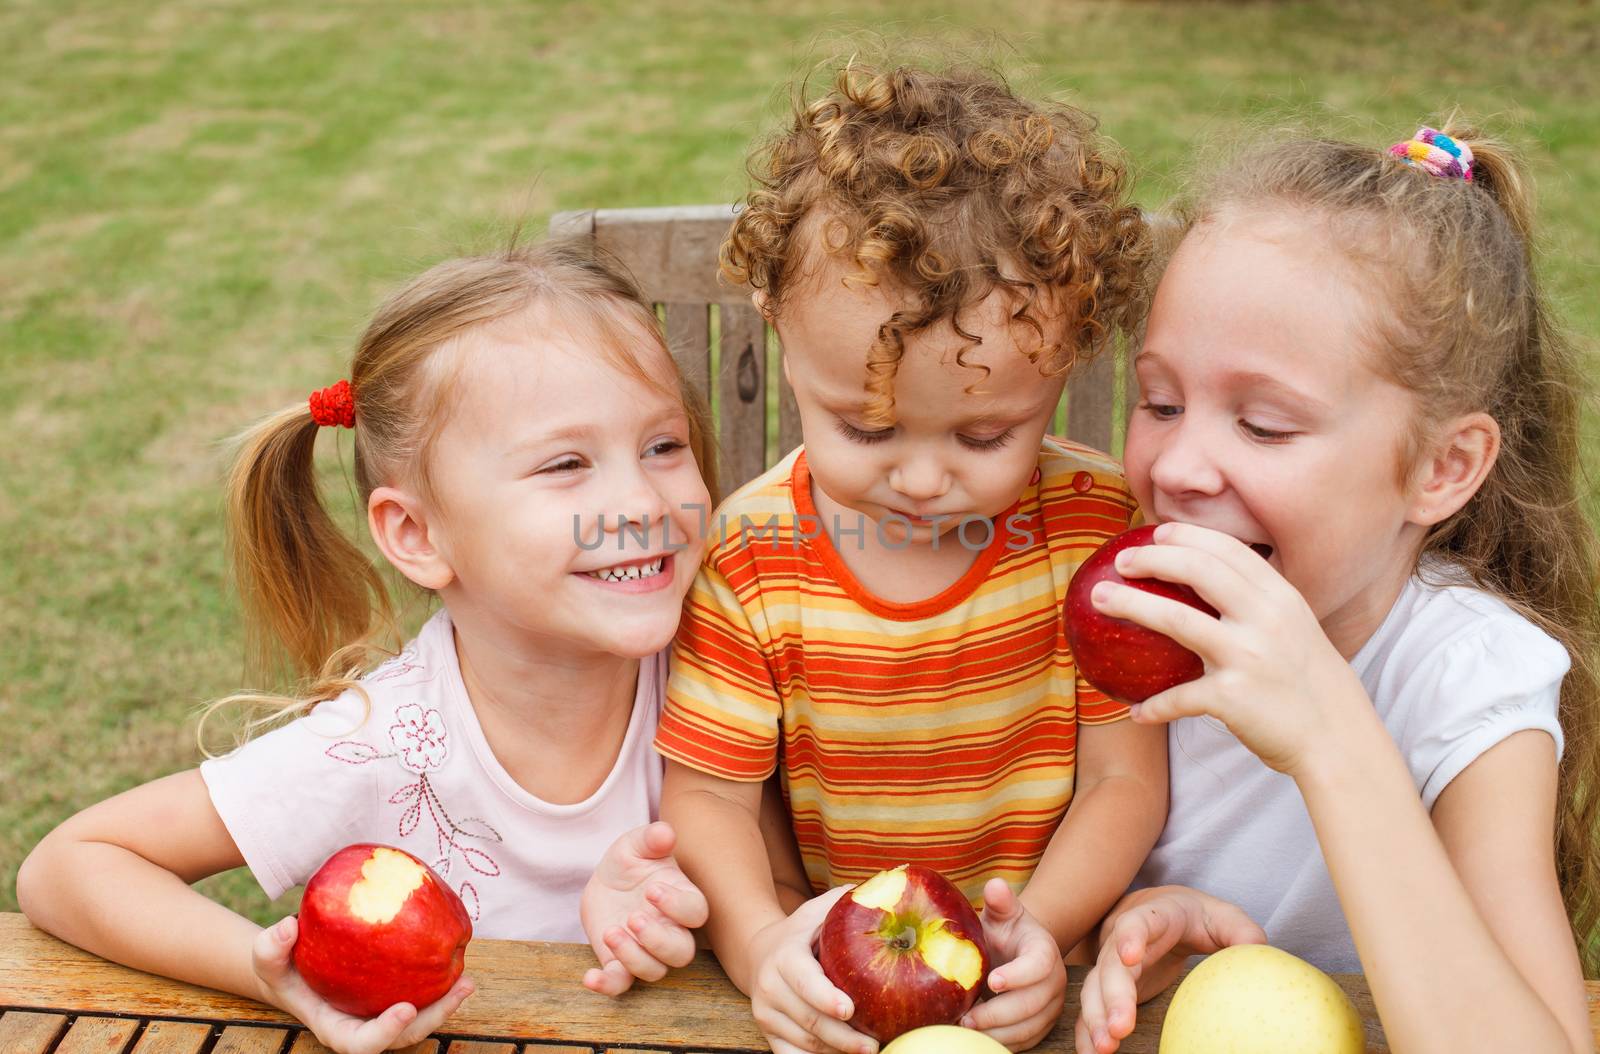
[580,820,710,996]
[1073,886,1266,1054]
[1090,521,1369,776]
[747,884,876,1054]
[252,916,474,1054]
[958,879,1067,1051]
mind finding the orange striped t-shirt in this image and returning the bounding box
[656,440,1138,904]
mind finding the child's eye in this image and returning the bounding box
[1240,420,1296,442]
[958,428,1015,452]
[1138,401,1182,420]
[835,419,893,445]
[536,456,586,474]
[645,438,688,458]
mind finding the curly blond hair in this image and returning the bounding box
[722,63,1148,425]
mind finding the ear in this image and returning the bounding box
[367,486,455,591]
[751,287,773,321]
[1407,412,1500,527]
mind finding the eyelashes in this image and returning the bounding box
[833,418,1016,451]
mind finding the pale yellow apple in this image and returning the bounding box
[1159,944,1366,1054]
[881,1024,1009,1053]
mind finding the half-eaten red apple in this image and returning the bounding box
[293,843,472,1018]
[1064,524,1219,703]
[816,864,990,1043]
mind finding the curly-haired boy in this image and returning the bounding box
[654,64,1167,1054]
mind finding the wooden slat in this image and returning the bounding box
[56,1016,141,1054]
[774,334,802,466]
[213,1025,291,1053]
[550,206,738,305]
[1065,345,1116,453]
[664,302,711,408]
[517,1047,593,1054]
[288,1033,437,1054]
[443,1042,515,1054]
[716,301,768,487]
[0,1011,67,1054]
[129,1021,212,1054]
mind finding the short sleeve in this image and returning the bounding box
[1398,620,1568,811]
[654,552,783,782]
[199,693,384,900]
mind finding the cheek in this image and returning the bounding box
[1119,427,1157,502]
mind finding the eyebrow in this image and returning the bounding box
[1137,351,1333,417]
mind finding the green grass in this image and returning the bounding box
[3,0,1597,928]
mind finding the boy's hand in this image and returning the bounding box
[1073,886,1266,1054]
[581,821,710,996]
[748,885,877,1054]
[958,879,1066,1051]
[252,916,474,1054]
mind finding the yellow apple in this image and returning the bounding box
[1159,944,1366,1054]
[881,1024,1010,1053]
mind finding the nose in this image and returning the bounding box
[1146,421,1226,499]
[609,462,674,542]
[888,448,952,504]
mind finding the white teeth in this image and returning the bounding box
[588,557,664,583]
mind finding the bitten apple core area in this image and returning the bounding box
[347,847,427,924]
[918,920,984,988]
[853,865,910,910]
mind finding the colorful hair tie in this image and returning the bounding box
[309,379,356,429]
[1388,127,1474,182]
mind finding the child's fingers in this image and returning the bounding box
[987,930,1057,994]
[1151,521,1285,593]
[626,909,698,968]
[961,957,1062,1031]
[583,959,636,997]
[1090,946,1141,1044]
[250,917,297,981]
[775,959,874,1054]
[645,877,710,929]
[1129,678,1222,727]
[1091,579,1230,662]
[637,820,678,861]
[393,978,475,1047]
[979,876,1020,923]
[1075,967,1113,1053]
[603,925,671,983]
[1112,539,1260,620]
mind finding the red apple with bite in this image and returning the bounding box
[1064,524,1219,703]
[816,864,991,1043]
[293,843,472,1018]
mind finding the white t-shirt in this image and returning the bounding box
[200,609,666,940]
[1132,566,1568,971]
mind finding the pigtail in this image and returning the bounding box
[225,401,396,684]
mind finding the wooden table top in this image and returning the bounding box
[3,913,1598,1053]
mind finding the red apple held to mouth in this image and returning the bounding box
[293,843,472,1018]
[816,864,991,1043]
[1065,524,1219,703]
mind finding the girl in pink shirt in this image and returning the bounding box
[19,239,718,1053]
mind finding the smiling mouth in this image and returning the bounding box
[584,556,666,583]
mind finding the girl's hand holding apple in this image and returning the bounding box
[251,914,475,1054]
[957,879,1067,1051]
[1085,522,1371,778]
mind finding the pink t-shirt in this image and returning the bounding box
[200,609,665,940]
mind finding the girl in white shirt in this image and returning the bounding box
[19,239,719,1054]
[1073,122,1598,1054]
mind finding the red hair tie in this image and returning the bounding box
[309,379,355,429]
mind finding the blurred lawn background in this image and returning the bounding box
[2,0,1596,925]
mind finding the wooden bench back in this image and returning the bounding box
[551,205,1132,492]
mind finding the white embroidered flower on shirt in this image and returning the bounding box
[389,704,448,773]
